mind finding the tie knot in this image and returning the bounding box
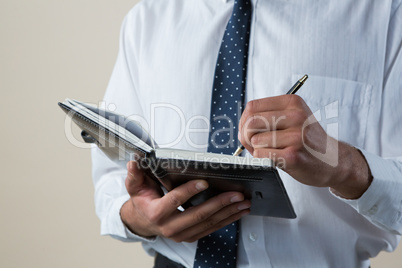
[230,0,252,29]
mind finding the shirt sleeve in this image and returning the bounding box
[331,2,402,236]
[91,7,156,243]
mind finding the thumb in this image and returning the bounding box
[125,161,146,196]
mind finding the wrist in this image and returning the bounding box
[330,143,373,199]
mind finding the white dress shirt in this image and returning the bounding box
[91,0,402,267]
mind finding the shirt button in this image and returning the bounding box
[249,232,257,242]
[368,205,378,215]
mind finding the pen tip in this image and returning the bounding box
[299,74,308,84]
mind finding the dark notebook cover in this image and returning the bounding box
[59,99,296,218]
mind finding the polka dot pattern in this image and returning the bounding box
[207,0,252,155]
[194,1,252,267]
[194,223,240,268]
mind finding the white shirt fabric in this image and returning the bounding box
[91,0,402,267]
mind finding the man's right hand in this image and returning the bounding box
[120,161,251,243]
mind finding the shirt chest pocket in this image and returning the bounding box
[293,74,373,149]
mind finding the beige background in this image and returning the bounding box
[0,0,400,267]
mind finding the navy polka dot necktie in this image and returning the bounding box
[194,0,252,267]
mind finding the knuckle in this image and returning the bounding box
[249,114,261,128]
[239,112,248,130]
[289,109,307,125]
[168,192,182,208]
[203,218,218,231]
[253,148,266,158]
[290,94,304,106]
[160,227,174,239]
[186,182,198,196]
[242,115,253,130]
[251,133,269,147]
[230,205,241,215]
[289,130,303,144]
[146,210,161,224]
[284,147,301,165]
[219,196,231,209]
[194,210,210,223]
[246,99,258,113]
[250,134,259,145]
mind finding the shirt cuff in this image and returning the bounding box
[100,194,158,243]
[329,148,402,235]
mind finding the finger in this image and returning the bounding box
[243,94,305,115]
[187,209,250,243]
[174,200,251,243]
[150,180,210,218]
[239,96,290,128]
[159,192,245,238]
[250,129,301,149]
[252,147,300,169]
[239,111,290,151]
[239,95,309,136]
[239,110,307,153]
[240,109,306,133]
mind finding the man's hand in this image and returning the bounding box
[120,161,251,243]
[239,95,372,199]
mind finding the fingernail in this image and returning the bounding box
[230,195,244,203]
[196,181,208,191]
[238,203,251,210]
